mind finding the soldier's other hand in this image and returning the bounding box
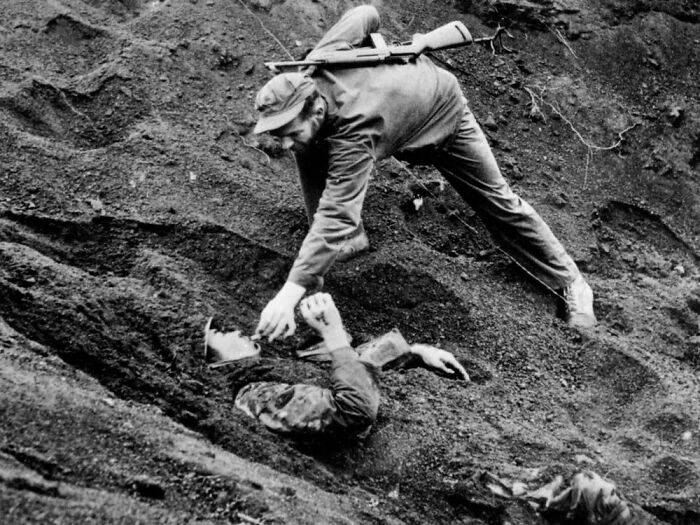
[411,344,469,381]
[255,296,297,342]
[299,292,343,335]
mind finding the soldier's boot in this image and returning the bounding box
[561,273,597,329]
[336,226,370,263]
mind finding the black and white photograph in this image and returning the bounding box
[0,0,698,523]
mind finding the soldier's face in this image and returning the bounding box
[274,110,323,153]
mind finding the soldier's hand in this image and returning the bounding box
[255,282,306,342]
[299,293,343,336]
[411,344,469,381]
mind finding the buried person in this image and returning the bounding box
[252,5,596,343]
[486,470,656,525]
[207,292,468,436]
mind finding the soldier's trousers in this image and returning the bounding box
[431,103,579,289]
[235,347,380,436]
[296,101,580,291]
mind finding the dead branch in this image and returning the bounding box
[236,512,264,525]
[237,0,293,60]
[547,26,577,59]
[547,103,637,152]
[473,25,515,55]
[526,87,637,151]
[584,149,592,189]
[525,86,638,189]
[523,87,546,122]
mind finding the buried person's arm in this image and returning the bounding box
[235,292,380,436]
[298,293,381,431]
[210,293,468,436]
[409,344,470,381]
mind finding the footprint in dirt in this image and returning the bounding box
[39,14,117,76]
[0,77,151,149]
[590,200,699,279]
[80,0,150,21]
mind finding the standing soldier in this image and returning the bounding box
[252,5,596,341]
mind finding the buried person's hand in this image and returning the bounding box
[410,344,470,381]
[299,292,349,352]
[299,292,343,335]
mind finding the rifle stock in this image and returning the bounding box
[418,21,473,52]
[265,21,473,72]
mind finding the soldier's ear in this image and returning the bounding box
[313,99,326,118]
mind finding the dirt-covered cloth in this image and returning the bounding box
[547,472,656,524]
[234,347,380,436]
[521,471,655,525]
[289,5,578,291]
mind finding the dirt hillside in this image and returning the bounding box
[0,0,699,523]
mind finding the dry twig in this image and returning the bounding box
[473,25,515,55]
[525,86,638,188]
[523,87,546,122]
[237,0,293,60]
[236,512,264,525]
[547,26,577,59]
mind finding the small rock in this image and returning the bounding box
[687,291,700,313]
[502,154,517,169]
[553,192,569,208]
[575,454,594,464]
[681,431,692,441]
[667,105,684,127]
[673,264,685,275]
[484,114,498,131]
[510,166,524,180]
[460,272,469,281]
[102,398,115,407]
[87,198,104,212]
